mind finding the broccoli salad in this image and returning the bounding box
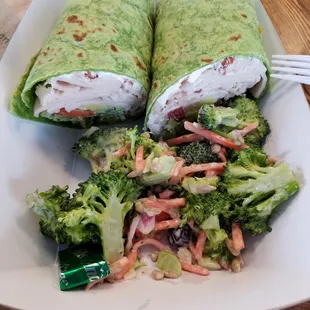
[27,96,300,289]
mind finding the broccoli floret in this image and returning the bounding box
[136,132,171,158]
[203,240,234,264]
[198,104,243,129]
[229,97,270,148]
[73,127,172,174]
[72,127,128,173]
[222,148,300,235]
[26,186,99,245]
[63,171,142,263]
[27,172,142,263]
[177,141,220,165]
[200,215,228,250]
[181,190,233,226]
[181,176,220,194]
[201,215,234,264]
[138,155,176,186]
[198,97,270,148]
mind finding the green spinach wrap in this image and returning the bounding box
[10,0,154,127]
[146,0,270,138]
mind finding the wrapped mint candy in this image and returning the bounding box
[58,245,110,291]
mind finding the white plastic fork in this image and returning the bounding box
[271,55,310,85]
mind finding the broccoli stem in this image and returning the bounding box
[256,188,289,217]
[99,194,126,263]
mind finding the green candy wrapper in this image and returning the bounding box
[58,245,110,291]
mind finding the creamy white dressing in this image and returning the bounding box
[147,57,267,136]
[34,71,147,117]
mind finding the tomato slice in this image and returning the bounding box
[57,108,95,118]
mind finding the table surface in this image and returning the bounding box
[262,0,310,104]
[0,0,310,309]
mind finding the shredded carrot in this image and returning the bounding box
[109,257,129,274]
[85,257,128,290]
[116,239,170,280]
[204,169,219,177]
[205,165,226,176]
[232,223,245,251]
[143,197,186,209]
[153,218,181,231]
[195,231,207,261]
[218,147,227,162]
[159,189,176,199]
[163,151,176,156]
[189,240,198,262]
[169,159,186,184]
[225,238,240,256]
[113,143,131,158]
[238,122,259,137]
[135,145,145,173]
[172,159,186,173]
[157,198,186,207]
[137,198,179,218]
[180,162,225,178]
[184,121,248,150]
[115,250,138,280]
[211,144,226,162]
[165,133,204,146]
[218,152,226,163]
[267,156,277,164]
[180,261,210,276]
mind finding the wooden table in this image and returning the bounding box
[0,1,309,310]
[261,2,310,309]
[262,0,310,104]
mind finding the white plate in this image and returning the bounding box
[1,1,310,309]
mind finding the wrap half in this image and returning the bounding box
[146,0,270,137]
[10,0,154,127]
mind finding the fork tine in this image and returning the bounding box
[272,66,310,77]
[271,60,310,70]
[272,55,310,62]
[270,74,310,85]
